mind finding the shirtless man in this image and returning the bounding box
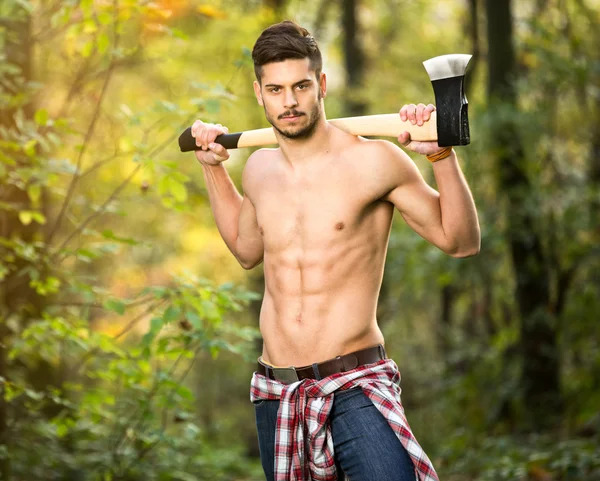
[192,21,479,481]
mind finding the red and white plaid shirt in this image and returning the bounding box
[250,358,439,481]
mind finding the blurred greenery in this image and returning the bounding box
[0,0,599,480]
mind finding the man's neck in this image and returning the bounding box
[275,115,333,167]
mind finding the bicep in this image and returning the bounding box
[387,180,441,231]
[383,152,445,247]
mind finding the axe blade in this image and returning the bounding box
[423,54,472,147]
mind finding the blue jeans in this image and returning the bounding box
[253,387,416,481]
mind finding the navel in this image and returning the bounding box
[259,226,264,236]
[335,222,345,231]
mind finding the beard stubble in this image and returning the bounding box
[264,93,323,140]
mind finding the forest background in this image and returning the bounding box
[1,0,599,480]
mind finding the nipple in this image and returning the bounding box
[335,222,345,231]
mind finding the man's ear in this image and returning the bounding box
[319,72,327,99]
[253,80,264,106]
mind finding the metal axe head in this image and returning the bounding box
[423,54,472,147]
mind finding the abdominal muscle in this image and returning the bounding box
[258,236,388,367]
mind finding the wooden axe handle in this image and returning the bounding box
[178,112,438,152]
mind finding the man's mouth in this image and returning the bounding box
[279,111,304,120]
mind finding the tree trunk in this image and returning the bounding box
[464,0,481,97]
[0,12,36,480]
[590,93,600,224]
[0,9,55,478]
[438,285,454,358]
[441,0,481,369]
[312,0,333,41]
[0,337,8,481]
[341,0,367,117]
[485,0,561,429]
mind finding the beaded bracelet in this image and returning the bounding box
[426,147,454,163]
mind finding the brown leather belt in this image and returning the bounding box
[257,344,387,384]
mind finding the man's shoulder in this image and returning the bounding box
[340,137,412,173]
[241,148,279,194]
[334,136,420,200]
[355,137,404,155]
[244,148,279,171]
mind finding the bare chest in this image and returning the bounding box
[253,164,384,253]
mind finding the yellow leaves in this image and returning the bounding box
[18,210,46,226]
[146,2,174,20]
[141,0,228,36]
[27,185,42,207]
[81,40,94,58]
[30,276,61,296]
[523,50,539,69]
[23,139,38,157]
[118,136,134,153]
[80,0,94,16]
[63,22,102,58]
[54,0,230,60]
[34,109,49,126]
[82,19,98,34]
[197,4,227,19]
[143,1,176,36]
[97,33,111,54]
[144,23,170,34]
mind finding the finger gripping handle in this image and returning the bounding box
[178,127,242,152]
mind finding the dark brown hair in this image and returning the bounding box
[252,21,322,83]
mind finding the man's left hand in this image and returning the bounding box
[398,103,446,156]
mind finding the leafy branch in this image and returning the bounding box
[47,0,121,245]
[119,344,204,475]
[74,298,168,375]
[51,163,141,262]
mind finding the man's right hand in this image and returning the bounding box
[191,120,231,166]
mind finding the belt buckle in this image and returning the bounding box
[272,366,300,384]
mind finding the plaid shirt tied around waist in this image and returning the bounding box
[250,358,439,481]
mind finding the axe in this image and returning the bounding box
[178,54,471,152]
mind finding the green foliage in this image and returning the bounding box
[5,276,261,480]
[441,434,600,481]
[1,0,264,479]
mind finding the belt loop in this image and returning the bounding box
[311,363,322,380]
[379,344,386,359]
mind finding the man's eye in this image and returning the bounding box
[270,87,280,93]
[296,84,307,90]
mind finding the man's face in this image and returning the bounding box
[253,58,326,140]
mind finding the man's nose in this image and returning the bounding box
[283,89,298,109]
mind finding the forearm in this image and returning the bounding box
[432,151,480,257]
[201,163,243,256]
